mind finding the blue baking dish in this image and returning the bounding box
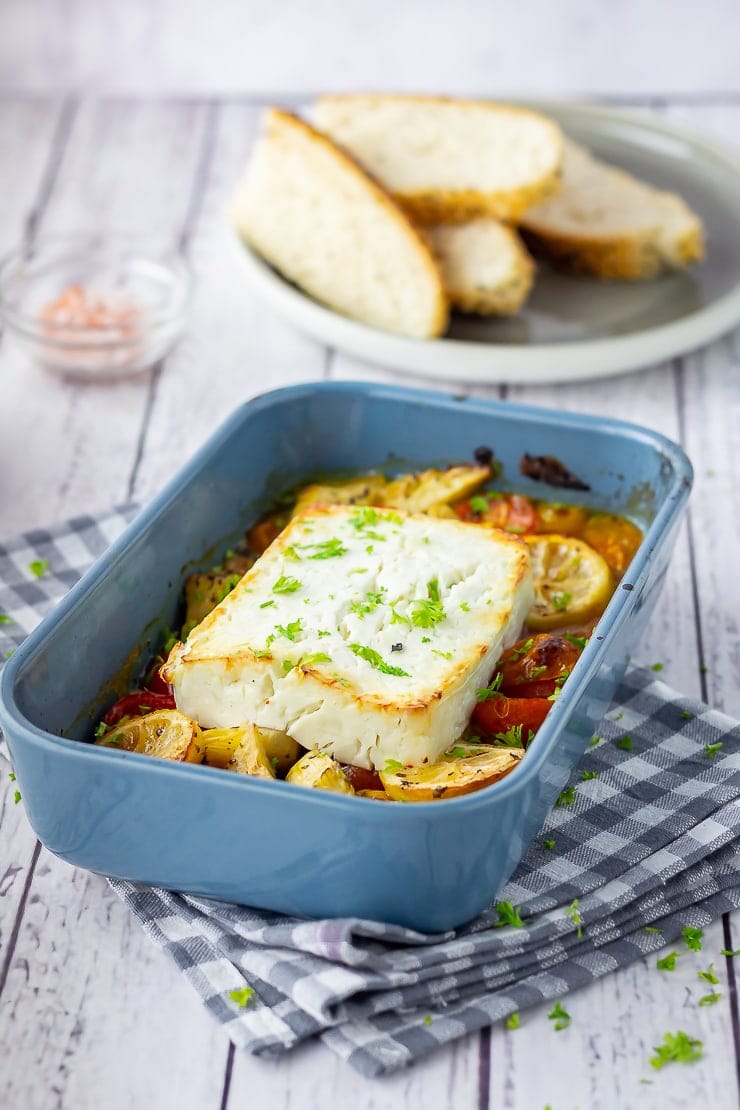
[0,382,692,932]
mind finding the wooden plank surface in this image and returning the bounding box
[0,95,738,1110]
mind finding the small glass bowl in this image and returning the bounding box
[0,235,192,381]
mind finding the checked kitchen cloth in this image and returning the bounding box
[1,504,739,1078]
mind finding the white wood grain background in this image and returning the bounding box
[0,14,739,1107]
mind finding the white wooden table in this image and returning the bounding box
[0,94,739,1110]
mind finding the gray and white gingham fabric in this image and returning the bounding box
[1,506,739,1078]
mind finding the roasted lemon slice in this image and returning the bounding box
[525,534,612,630]
[285,751,355,794]
[379,746,523,801]
[96,709,204,763]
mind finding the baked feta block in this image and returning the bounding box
[164,505,533,770]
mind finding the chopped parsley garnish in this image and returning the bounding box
[651,662,664,672]
[509,638,534,660]
[228,987,255,1009]
[317,629,331,638]
[253,648,272,659]
[721,948,740,957]
[581,770,598,781]
[617,735,634,751]
[555,785,576,807]
[681,710,693,720]
[564,633,588,650]
[93,721,108,738]
[8,772,15,781]
[432,649,452,660]
[552,591,571,612]
[349,567,368,575]
[0,613,12,625]
[383,759,403,773]
[282,659,296,675]
[29,559,50,579]
[505,1012,521,1030]
[705,741,723,759]
[106,733,124,748]
[698,963,719,985]
[421,636,431,643]
[350,590,385,618]
[470,495,491,515]
[543,838,556,851]
[681,926,703,952]
[476,671,503,701]
[649,1031,703,1070]
[493,723,529,748]
[349,644,410,677]
[460,601,470,612]
[273,575,302,594]
[643,926,663,934]
[587,734,601,748]
[566,899,583,937]
[259,600,276,609]
[547,1002,571,1031]
[301,538,348,560]
[300,653,332,666]
[275,620,302,642]
[657,952,680,971]
[411,579,446,628]
[422,1014,433,1027]
[698,992,721,1006]
[493,901,524,928]
[446,746,469,759]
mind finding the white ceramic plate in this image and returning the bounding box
[231,101,740,384]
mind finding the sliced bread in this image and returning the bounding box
[312,94,563,225]
[520,139,704,280]
[426,220,535,315]
[230,108,448,338]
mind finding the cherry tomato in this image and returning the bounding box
[473,695,551,739]
[497,632,584,695]
[340,764,384,792]
[581,514,642,578]
[103,690,176,727]
[143,660,173,696]
[455,493,539,534]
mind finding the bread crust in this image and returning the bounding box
[521,223,704,281]
[236,107,450,337]
[314,94,564,226]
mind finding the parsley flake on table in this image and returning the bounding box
[587,734,601,748]
[649,1030,703,1070]
[721,948,740,958]
[29,559,50,579]
[411,579,446,628]
[0,613,12,625]
[272,575,302,594]
[423,1014,432,1027]
[566,899,583,938]
[476,671,503,701]
[651,662,664,672]
[493,900,524,929]
[657,951,681,971]
[505,1012,521,1030]
[643,926,663,934]
[581,770,598,781]
[547,1002,571,1031]
[698,992,721,1006]
[705,741,723,759]
[543,838,556,851]
[617,735,634,751]
[681,926,703,952]
[698,963,719,985]
[349,644,410,678]
[555,785,576,807]
[228,986,255,1009]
